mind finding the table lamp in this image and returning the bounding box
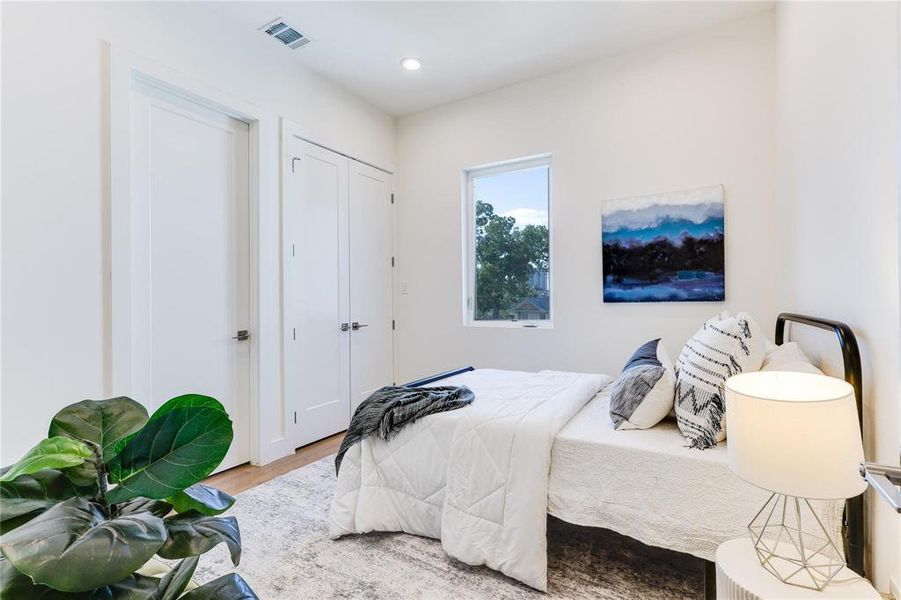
[725,371,866,591]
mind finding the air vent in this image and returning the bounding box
[259,18,311,50]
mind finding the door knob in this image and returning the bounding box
[232,330,250,341]
[351,322,368,331]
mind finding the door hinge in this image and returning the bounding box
[392,319,396,331]
[294,411,297,425]
[292,327,296,341]
[291,243,295,257]
[390,193,395,204]
[391,256,395,267]
[291,157,300,173]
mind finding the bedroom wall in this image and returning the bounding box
[394,12,783,381]
[776,1,900,593]
[0,1,396,461]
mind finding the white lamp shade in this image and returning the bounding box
[725,371,866,500]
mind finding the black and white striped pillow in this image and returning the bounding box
[609,339,675,430]
[675,312,765,449]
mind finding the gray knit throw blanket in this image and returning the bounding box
[335,385,475,475]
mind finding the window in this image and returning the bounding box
[464,156,552,327]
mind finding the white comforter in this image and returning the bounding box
[329,368,610,591]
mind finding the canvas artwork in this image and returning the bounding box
[602,185,725,303]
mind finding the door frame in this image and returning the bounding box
[108,45,290,465]
[280,119,396,449]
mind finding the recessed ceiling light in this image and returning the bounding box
[400,57,422,71]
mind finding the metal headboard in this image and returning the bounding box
[403,366,475,388]
[775,312,865,577]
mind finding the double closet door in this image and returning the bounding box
[285,137,394,448]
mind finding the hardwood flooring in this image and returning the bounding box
[204,433,343,495]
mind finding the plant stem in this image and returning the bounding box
[90,444,109,510]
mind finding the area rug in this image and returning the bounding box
[194,456,704,599]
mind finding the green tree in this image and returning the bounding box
[475,200,549,319]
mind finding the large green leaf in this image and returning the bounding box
[115,497,173,518]
[106,397,232,504]
[178,573,257,600]
[49,398,148,462]
[0,497,166,592]
[157,556,199,600]
[63,461,101,487]
[109,395,225,458]
[1,510,44,535]
[156,394,228,414]
[1,555,165,600]
[0,556,114,599]
[1,468,97,529]
[105,573,163,600]
[168,483,235,516]
[0,437,93,483]
[157,513,241,566]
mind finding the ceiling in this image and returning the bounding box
[214,1,773,117]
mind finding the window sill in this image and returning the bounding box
[464,320,554,330]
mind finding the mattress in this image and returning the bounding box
[331,369,610,591]
[548,389,843,561]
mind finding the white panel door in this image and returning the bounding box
[285,138,351,447]
[129,81,251,471]
[349,161,395,412]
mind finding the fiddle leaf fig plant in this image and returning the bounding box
[0,436,93,482]
[0,395,257,599]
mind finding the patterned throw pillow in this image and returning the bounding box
[675,312,765,449]
[609,339,675,430]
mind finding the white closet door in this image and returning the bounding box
[129,81,251,472]
[285,138,351,447]
[349,161,395,412]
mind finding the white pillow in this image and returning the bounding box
[608,339,675,430]
[762,342,824,375]
[675,312,766,449]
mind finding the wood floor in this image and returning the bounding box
[205,433,343,495]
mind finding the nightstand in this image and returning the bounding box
[715,538,881,599]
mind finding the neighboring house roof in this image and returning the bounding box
[512,295,550,313]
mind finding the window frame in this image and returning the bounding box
[462,154,554,329]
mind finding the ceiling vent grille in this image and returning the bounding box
[260,18,311,50]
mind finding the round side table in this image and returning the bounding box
[715,538,881,600]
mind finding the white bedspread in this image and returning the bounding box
[329,368,609,591]
[548,389,844,561]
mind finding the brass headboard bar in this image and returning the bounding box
[775,312,865,578]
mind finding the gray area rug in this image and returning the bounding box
[195,456,703,599]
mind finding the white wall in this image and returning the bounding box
[394,12,784,381]
[777,2,900,593]
[0,1,395,462]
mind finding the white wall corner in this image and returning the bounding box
[888,576,899,600]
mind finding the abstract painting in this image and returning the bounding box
[602,185,725,303]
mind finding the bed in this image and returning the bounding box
[548,386,777,562]
[329,313,866,598]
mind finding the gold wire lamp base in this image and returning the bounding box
[748,493,846,591]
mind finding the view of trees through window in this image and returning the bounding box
[472,164,550,322]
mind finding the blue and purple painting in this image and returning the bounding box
[602,185,725,303]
